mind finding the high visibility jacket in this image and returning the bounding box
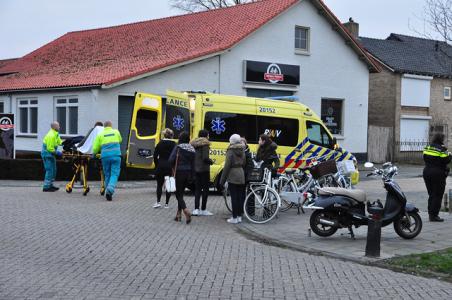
[423,144,451,171]
[93,127,122,159]
[41,129,62,156]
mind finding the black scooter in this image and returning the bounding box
[305,162,423,239]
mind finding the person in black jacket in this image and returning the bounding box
[241,137,254,181]
[255,134,280,171]
[423,133,451,222]
[191,129,214,216]
[153,128,176,209]
[169,131,195,224]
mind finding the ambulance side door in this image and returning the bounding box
[126,93,163,169]
[303,120,336,165]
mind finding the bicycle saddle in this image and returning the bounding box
[319,187,367,203]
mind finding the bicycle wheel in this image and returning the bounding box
[222,185,232,213]
[244,186,280,224]
[278,176,295,212]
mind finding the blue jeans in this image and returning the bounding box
[102,156,121,195]
[42,155,56,189]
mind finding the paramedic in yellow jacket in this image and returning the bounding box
[41,121,62,192]
[93,121,122,201]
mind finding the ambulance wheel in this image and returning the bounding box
[66,187,72,193]
[83,187,90,196]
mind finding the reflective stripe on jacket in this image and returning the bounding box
[41,129,62,156]
[93,127,122,159]
[423,145,449,158]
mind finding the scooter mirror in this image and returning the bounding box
[364,162,374,168]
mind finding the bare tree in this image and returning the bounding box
[410,0,451,43]
[170,0,259,13]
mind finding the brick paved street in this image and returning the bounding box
[1,182,452,299]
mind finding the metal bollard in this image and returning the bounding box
[365,206,384,258]
[449,189,452,213]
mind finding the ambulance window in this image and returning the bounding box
[204,112,257,143]
[257,116,298,146]
[306,121,332,148]
[165,105,190,137]
[136,109,157,137]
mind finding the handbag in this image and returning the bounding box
[164,150,179,193]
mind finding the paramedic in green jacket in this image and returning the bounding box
[41,121,62,192]
[93,121,122,201]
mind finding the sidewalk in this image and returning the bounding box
[239,209,452,263]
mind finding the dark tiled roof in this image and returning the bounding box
[360,34,452,78]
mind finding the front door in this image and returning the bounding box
[126,93,163,169]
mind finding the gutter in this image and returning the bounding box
[0,84,101,94]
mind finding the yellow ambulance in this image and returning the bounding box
[126,91,357,189]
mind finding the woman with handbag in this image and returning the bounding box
[169,131,195,224]
[153,128,176,209]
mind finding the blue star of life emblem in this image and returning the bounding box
[173,115,185,131]
[211,117,226,134]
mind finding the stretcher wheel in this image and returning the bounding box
[83,187,90,196]
[66,186,72,193]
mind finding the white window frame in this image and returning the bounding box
[294,26,310,55]
[54,97,79,136]
[17,98,38,136]
[445,87,451,100]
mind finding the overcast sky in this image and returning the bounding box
[0,0,428,60]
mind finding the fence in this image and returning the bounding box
[394,140,428,164]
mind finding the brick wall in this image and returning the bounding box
[429,77,452,148]
[368,68,398,128]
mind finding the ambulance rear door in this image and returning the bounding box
[126,92,163,169]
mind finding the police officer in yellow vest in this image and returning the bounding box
[41,121,63,192]
[93,121,122,201]
[423,133,451,222]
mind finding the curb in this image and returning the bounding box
[235,224,377,265]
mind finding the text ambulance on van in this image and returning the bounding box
[126,91,358,190]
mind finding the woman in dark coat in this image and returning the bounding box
[169,131,195,224]
[255,134,280,171]
[153,128,176,208]
[220,134,246,224]
[191,129,214,216]
[423,133,451,222]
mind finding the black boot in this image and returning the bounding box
[429,215,444,222]
[106,193,113,201]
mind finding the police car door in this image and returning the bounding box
[126,92,163,169]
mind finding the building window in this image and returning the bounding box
[55,97,78,135]
[445,87,451,100]
[18,99,38,135]
[321,99,343,135]
[0,101,4,113]
[295,26,309,52]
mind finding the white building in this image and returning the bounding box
[0,0,379,159]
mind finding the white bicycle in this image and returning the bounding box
[243,168,281,224]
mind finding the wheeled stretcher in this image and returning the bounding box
[62,152,105,196]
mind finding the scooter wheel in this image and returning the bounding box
[393,211,422,239]
[309,210,338,237]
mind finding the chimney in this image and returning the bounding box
[343,17,359,39]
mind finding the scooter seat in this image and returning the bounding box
[319,187,367,203]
